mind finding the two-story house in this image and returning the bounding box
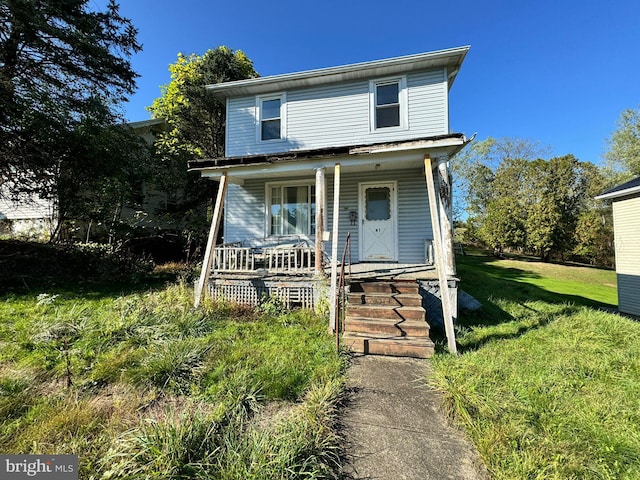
[189,46,471,356]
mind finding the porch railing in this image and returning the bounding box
[336,232,351,350]
[212,244,315,274]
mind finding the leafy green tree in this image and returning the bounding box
[573,210,614,267]
[604,105,640,178]
[476,158,531,254]
[572,164,614,266]
[523,156,587,261]
[146,47,257,252]
[453,137,550,220]
[479,196,526,255]
[0,0,141,198]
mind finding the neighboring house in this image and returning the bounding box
[596,176,640,317]
[0,187,56,239]
[189,46,472,356]
[0,119,167,241]
[118,118,173,233]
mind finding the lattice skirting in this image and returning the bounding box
[208,279,319,309]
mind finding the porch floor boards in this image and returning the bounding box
[337,262,438,281]
[211,263,439,282]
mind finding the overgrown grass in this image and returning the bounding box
[0,244,345,479]
[431,250,640,479]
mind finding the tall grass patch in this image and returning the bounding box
[0,278,345,478]
[432,251,640,479]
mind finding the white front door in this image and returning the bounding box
[359,181,397,261]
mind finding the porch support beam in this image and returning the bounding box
[194,172,229,308]
[436,157,456,276]
[315,167,325,274]
[424,155,457,354]
[329,163,341,332]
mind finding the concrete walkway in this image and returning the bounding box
[341,355,487,480]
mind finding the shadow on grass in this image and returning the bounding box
[431,250,616,354]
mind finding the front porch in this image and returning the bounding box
[207,241,440,306]
[192,149,462,354]
[206,259,456,358]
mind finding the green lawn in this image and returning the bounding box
[431,250,640,479]
[0,243,344,479]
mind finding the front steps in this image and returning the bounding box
[342,280,434,359]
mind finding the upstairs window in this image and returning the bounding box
[370,77,407,131]
[258,94,285,141]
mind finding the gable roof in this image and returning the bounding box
[205,46,470,98]
[596,176,640,200]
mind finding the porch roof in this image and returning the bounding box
[188,133,469,179]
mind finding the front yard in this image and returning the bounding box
[431,251,640,479]
[0,242,344,479]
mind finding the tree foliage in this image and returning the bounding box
[605,105,640,178]
[148,47,257,161]
[0,0,141,193]
[145,47,258,243]
[455,137,613,264]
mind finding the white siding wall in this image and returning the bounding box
[224,181,266,243]
[222,169,433,264]
[225,69,448,157]
[613,196,640,316]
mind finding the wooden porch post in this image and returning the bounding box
[194,173,229,308]
[329,163,341,332]
[424,155,457,354]
[437,158,456,276]
[315,168,325,274]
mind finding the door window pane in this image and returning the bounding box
[366,187,390,221]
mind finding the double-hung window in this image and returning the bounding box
[370,77,407,131]
[268,183,316,236]
[258,94,285,141]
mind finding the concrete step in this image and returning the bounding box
[347,292,423,307]
[353,281,420,295]
[346,304,426,322]
[342,332,435,359]
[343,317,430,337]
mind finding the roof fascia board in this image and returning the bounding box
[126,118,165,129]
[595,184,640,200]
[197,143,464,180]
[206,46,470,98]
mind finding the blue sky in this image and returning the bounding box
[115,0,639,166]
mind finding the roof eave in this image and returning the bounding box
[205,46,470,98]
[188,133,469,173]
[595,185,640,200]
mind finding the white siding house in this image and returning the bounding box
[596,176,640,317]
[190,46,472,356]
[0,188,56,239]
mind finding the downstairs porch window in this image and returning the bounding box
[268,184,316,236]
